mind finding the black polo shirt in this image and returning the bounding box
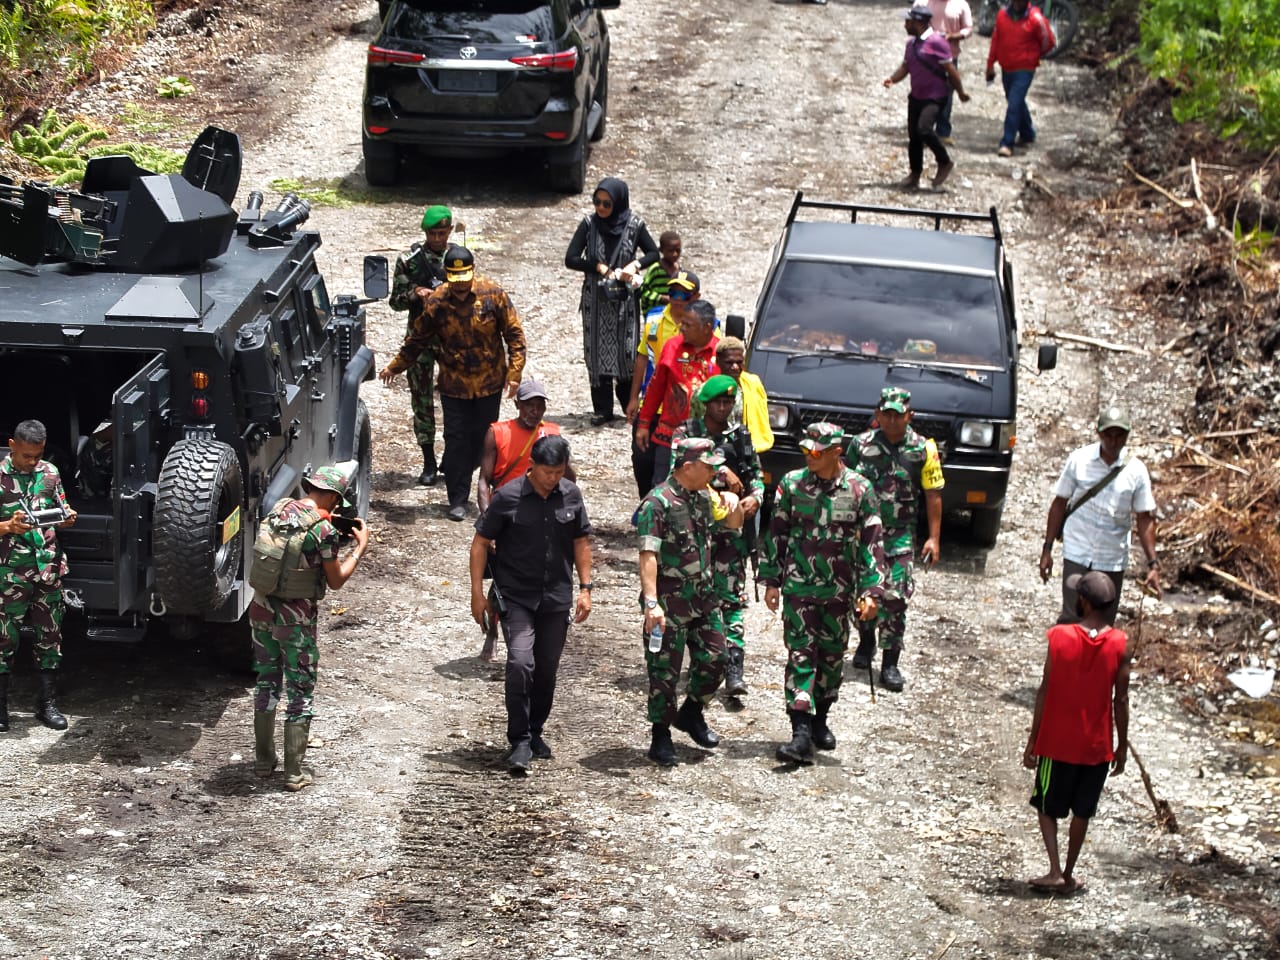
[475,475,591,612]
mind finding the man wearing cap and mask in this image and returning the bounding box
[1040,405,1160,626]
[759,423,887,765]
[883,4,971,191]
[249,464,371,792]
[671,374,764,697]
[846,386,944,692]
[389,205,454,486]
[474,378,575,662]
[380,245,527,522]
[637,436,744,766]
[1023,570,1132,895]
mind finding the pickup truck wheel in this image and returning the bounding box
[154,439,244,616]
[363,135,400,187]
[547,123,588,194]
[970,505,1004,547]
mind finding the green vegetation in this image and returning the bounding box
[1139,0,1280,148]
[268,176,409,208]
[156,76,195,99]
[1,0,154,129]
[9,110,184,186]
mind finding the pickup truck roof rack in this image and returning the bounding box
[785,191,1002,246]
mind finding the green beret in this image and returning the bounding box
[421,205,453,231]
[698,374,737,402]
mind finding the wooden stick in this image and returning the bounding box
[1036,330,1148,356]
[1124,161,1195,208]
[1200,428,1260,440]
[931,933,958,960]
[1172,439,1251,477]
[1126,597,1179,833]
[1198,563,1280,608]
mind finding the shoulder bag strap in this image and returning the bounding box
[493,424,542,488]
[1062,454,1129,526]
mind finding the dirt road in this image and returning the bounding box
[1,1,1277,958]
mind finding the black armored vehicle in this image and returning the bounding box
[0,128,381,642]
[738,194,1056,546]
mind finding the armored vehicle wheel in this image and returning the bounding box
[154,439,244,616]
[352,399,373,517]
[970,505,1004,547]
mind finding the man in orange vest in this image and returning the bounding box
[475,379,575,660]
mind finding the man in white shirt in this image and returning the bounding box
[1039,406,1161,625]
[926,0,974,144]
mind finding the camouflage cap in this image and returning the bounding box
[799,421,846,453]
[698,374,737,402]
[879,386,911,413]
[1096,404,1131,432]
[304,462,355,508]
[674,436,725,468]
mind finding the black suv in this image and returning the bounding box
[362,0,617,192]
[738,194,1056,546]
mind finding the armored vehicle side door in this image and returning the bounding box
[113,355,169,614]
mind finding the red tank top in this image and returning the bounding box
[1033,624,1128,765]
[492,419,561,489]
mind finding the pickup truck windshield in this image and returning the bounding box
[756,260,1005,368]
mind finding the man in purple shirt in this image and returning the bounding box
[883,4,970,191]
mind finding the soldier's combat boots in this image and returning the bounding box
[812,702,837,751]
[673,697,720,748]
[35,671,67,731]
[283,720,314,792]
[851,621,877,671]
[418,444,439,486]
[880,647,906,692]
[254,709,278,777]
[0,673,9,732]
[776,710,814,765]
[648,723,676,767]
[723,645,748,697]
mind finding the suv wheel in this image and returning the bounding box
[589,69,608,143]
[363,135,400,187]
[154,439,244,616]
[547,122,587,194]
[970,505,1004,547]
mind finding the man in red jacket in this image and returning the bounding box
[985,0,1055,157]
[1022,571,1131,895]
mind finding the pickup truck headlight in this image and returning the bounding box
[959,420,995,447]
[768,403,791,430]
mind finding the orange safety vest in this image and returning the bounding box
[492,419,562,488]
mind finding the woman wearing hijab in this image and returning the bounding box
[565,178,659,425]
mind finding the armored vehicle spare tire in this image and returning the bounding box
[154,439,244,616]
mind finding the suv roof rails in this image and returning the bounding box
[785,191,1002,245]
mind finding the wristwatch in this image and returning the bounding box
[579,582,594,591]
[642,597,659,610]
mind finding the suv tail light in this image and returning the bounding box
[509,49,577,71]
[368,45,425,66]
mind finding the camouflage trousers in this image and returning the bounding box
[405,348,437,448]
[645,591,726,725]
[710,531,751,652]
[0,572,65,673]
[782,595,853,713]
[250,599,319,722]
[865,553,914,651]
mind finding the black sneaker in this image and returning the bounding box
[447,505,467,522]
[508,740,533,773]
[530,735,553,760]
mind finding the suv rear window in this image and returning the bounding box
[388,1,554,42]
[756,260,1005,368]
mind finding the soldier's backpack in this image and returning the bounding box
[247,500,328,600]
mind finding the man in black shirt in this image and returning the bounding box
[469,436,593,774]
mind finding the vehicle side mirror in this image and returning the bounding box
[1037,343,1058,372]
[724,314,747,341]
[363,255,390,300]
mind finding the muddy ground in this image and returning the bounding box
[1,1,1278,958]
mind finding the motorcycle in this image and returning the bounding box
[975,0,1079,59]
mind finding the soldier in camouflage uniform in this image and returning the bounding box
[846,387,944,692]
[671,374,763,697]
[637,436,744,766]
[0,420,77,732]
[250,465,370,791]
[758,423,887,765]
[389,204,454,486]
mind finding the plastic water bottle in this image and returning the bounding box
[648,623,664,653]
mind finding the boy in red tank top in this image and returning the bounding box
[1023,570,1133,894]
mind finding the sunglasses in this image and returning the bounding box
[668,290,694,301]
[592,197,613,208]
[804,447,827,459]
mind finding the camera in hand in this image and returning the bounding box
[25,506,69,528]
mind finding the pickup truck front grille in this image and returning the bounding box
[790,407,952,458]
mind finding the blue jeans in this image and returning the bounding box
[1000,69,1037,148]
